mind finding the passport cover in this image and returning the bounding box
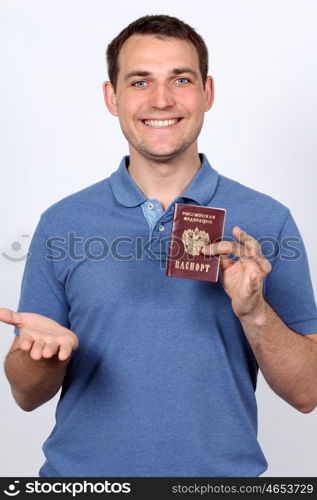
[166,203,226,282]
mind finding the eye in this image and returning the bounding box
[132,80,149,87]
[175,77,190,84]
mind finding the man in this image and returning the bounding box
[2,15,317,477]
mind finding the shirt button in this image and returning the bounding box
[158,224,165,232]
[147,202,154,210]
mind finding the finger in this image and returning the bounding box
[248,246,272,275]
[232,227,262,256]
[219,254,235,271]
[58,342,73,361]
[0,308,24,328]
[42,341,59,359]
[17,332,34,351]
[29,339,46,361]
[232,228,270,271]
[201,241,248,259]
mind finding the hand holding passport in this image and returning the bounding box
[166,203,226,282]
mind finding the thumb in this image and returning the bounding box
[0,308,24,328]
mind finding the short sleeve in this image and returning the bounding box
[265,211,317,335]
[14,216,70,335]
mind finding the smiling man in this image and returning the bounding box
[104,31,213,210]
[2,15,317,478]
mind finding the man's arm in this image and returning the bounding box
[2,308,78,412]
[238,301,317,413]
[202,226,317,413]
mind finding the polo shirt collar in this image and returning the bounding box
[182,153,219,205]
[110,153,219,208]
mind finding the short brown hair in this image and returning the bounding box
[106,14,209,91]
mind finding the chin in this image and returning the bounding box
[142,151,183,163]
[137,143,193,163]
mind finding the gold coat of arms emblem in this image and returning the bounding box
[182,227,210,256]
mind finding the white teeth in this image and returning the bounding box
[143,119,179,128]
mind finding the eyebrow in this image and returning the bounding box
[124,68,199,81]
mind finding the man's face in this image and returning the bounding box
[104,34,213,162]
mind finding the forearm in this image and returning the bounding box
[4,349,69,412]
[239,300,317,413]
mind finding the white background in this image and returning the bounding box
[1,0,316,477]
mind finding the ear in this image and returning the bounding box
[103,81,118,116]
[204,76,214,112]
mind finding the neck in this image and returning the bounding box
[127,145,201,211]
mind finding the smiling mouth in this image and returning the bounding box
[142,118,182,128]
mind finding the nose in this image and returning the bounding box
[149,83,175,109]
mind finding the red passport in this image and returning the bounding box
[166,203,226,282]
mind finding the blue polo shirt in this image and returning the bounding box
[15,154,317,477]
